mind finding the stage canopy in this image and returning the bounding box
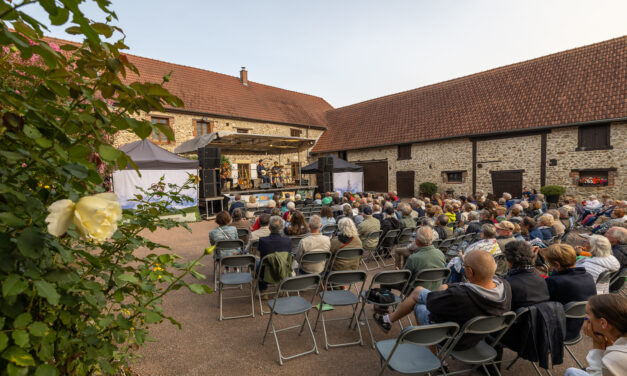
[114,140,198,209]
[301,155,363,173]
[174,131,317,154]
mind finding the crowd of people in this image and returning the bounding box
[209,189,627,375]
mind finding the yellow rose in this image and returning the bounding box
[45,199,76,236]
[73,193,122,242]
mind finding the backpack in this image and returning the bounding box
[367,288,395,304]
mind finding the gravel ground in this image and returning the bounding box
[131,220,593,376]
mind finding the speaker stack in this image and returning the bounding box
[198,147,221,198]
[318,156,333,193]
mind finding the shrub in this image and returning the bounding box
[541,185,566,197]
[419,182,438,196]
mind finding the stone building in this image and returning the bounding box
[113,55,331,185]
[312,36,627,199]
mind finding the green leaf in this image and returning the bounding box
[187,284,205,295]
[68,144,91,160]
[116,274,138,284]
[98,144,121,162]
[11,330,29,348]
[35,364,58,376]
[49,8,69,26]
[2,275,28,297]
[63,163,89,178]
[13,313,32,329]
[17,228,44,259]
[27,322,49,337]
[65,26,82,35]
[23,124,43,139]
[92,22,113,37]
[1,346,35,366]
[34,280,60,305]
[0,333,8,352]
[135,121,153,139]
[7,364,28,376]
[144,311,162,324]
[35,137,52,149]
[0,212,25,227]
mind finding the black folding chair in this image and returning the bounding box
[377,229,401,267]
[217,255,256,321]
[213,239,245,288]
[362,230,383,271]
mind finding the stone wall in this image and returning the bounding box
[546,122,626,200]
[114,111,324,182]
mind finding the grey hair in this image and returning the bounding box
[269,216,284,234]
[414,226,434,246]
[295,194,301,200]
[287,201,295,210]
[512,204,523,212]
[539,214,554,227]
[607,227,627,244]
[481,223,497,238]
[308,215,322,230]
[267,200,276,208]
[468,211,480,221]
[589,235,613,257]
[400,203,412,216]
[337,217,359,238]
[503,192,512,200]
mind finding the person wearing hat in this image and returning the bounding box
[495,220,516,251]
[357,205,380,252]
[257,160,270,184]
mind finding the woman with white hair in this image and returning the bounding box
[576,235,620,294]
[329,217,363,271]
[585,195,602,211]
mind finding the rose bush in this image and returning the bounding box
[0,1,209,375]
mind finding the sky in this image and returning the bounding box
[24,0,627,108]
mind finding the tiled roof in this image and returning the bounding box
[42,36,332,128]
[312,36,627,153]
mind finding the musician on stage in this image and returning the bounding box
[257,160,271,184]
[271,161,283,185]
[220,160,233,192]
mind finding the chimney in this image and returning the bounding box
[240,67,248,86]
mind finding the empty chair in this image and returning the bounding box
[610,267,627,293]
[262,274,321,365]
[213,239,245,288]
[562,301,588,369]
[356,270,412,348]
[217,255,256,321]
[441,312,516,376]
[377,229,401,267]
[376,322,459,376]
[362,230,383,271]
[321,223,338,237]
[314,270,367,349]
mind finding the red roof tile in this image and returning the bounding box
[312,36,627,153]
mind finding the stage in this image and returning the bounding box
[223,185,315,196]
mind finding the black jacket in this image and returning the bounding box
[501,301,566,369]
[258,233,292,260]
[504,267,550,311]
[610,244,626,291]
[380,217,400,247]
[426,278,512,350]
[545,267,596,340]
[466,221,482,234]
[434,226,448,240]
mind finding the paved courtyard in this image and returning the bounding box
[132,221,593,376]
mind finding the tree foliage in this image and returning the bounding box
[0,1,208,374]
[419,182,438,197]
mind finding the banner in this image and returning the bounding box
[333,172,363,194]
[113,169,197,209]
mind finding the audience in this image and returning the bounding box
[320,206,336,228]
[246,213,270,252]
[357,206,380,250]
[228,194,245,216]
[576,235,620,294]
[606,227,627,291]
[402,227,446,290]
[230,208,251,243]
[398,203,416,229]
[295,215,331,274]
[380,206,400,244]
[465,223,501,255]
[257,216,292,293]
[495,220,516,251]
[434,214,452,240]
[329,218,362,271]
[284,211,309,236]
[209,210,239,259]
[564,294,627,376]
[502,241,550,311]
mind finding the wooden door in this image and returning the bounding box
[396,171,415,197]
[356,160,388,193]
[491,170,523,198]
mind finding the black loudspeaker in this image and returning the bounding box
[319,171,333,193]
[199,169,220,198]
[259,182,271,189]
[318,156,333,172]
[198,147,220,169]
[274,182,284,188]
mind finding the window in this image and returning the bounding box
[577,124,611,150]
[151,117,172,143]
[290,128,302,137]
[446,171,463,183]
[236,128,249,134]
[195,120,213,136]
[338,151,347,160]
[397,144,411,160]
[578,170,609,186]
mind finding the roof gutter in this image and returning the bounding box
[311,117,627,154]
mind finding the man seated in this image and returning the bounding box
[397,227,446,289]
[246,213,271,253]
[358,206,380,248]
[398,203,416,229]
[228,194,245,216]
[495,221,516,251]
[295,215,331,274]
[606,227,627,291]
[434,214,452,240]
[465,211,482,234]
[376,249,512,350]
[257,216,292,293]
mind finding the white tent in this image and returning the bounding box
[113,140,199,209]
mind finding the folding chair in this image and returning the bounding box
[314,270,367,349]
[254,252,294,315]
[441,312,516,376]
[376,322,460,376]
[396,227,415,247]
[438,238,455,255]
[432,239,443,250]
[213,239,245,288]
[217,255,256,321]
[404,268,451,297]
[289,235,304,251]
[329,248,364,275]
[493,253,509,277]
[362,230,383,271]
[236,228,251,243]
[321,223,338,237]
[596,270,615,293]
[562,301,588,369]
[377,229,401,267]
[609,267,627,294]
[298,250,332,276]
[356,270,412,348]
[262,274,321,365]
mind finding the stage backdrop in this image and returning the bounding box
[113,170,197,209]
[333,172,363,194]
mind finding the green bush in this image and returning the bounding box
[419,182,438,196]
[0,2,209,374]
[541,185,566,197]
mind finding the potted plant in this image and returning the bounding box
[419,182,438,197]
[541,185,566,204]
